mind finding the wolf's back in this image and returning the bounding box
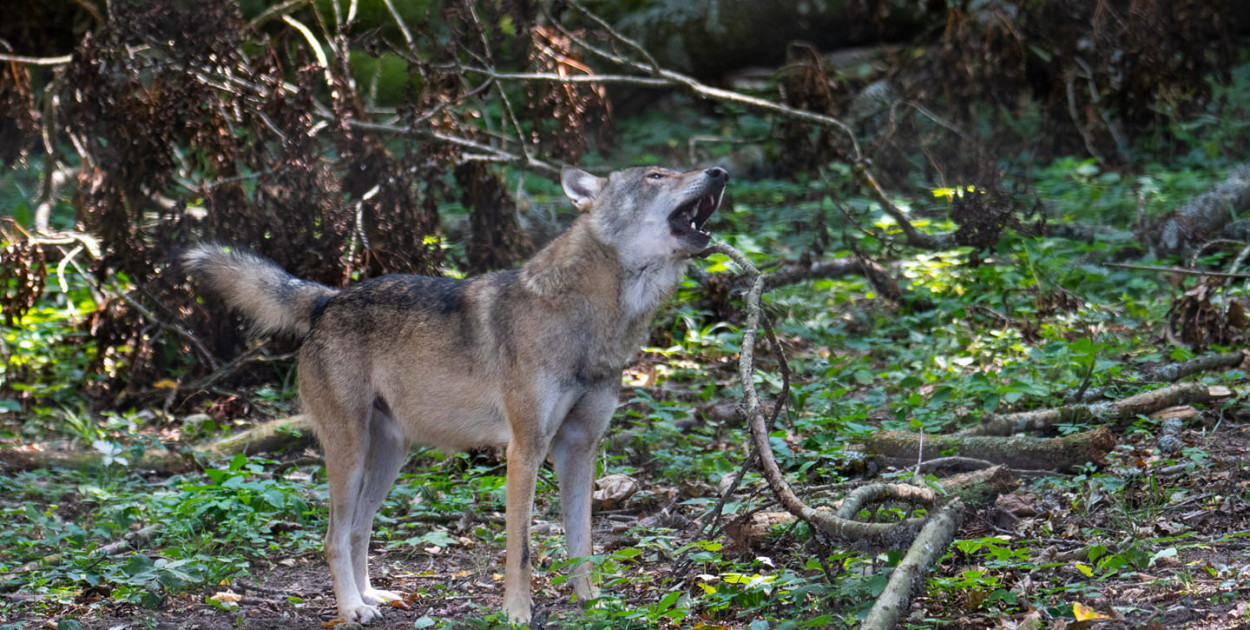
[183,244,338,337]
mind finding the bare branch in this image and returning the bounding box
[248,0,311,30]
[341,119,560,176]
[1104,262,1250,279]
[563,0,663,75]
[0,53,74,66]
[862,500,964,630]
[543,10,862,160]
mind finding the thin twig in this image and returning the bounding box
[0,53,74,65]
[248,0,311,30]
[106,280,223,371]
[543,8,861,160]
[379,0,416,51]
[463,68,670,87]
[563,0,662,74]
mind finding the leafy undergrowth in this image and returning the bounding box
[5,67,1250,630]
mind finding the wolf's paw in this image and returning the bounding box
[361,588,404,607]
[503,600,532,625]
[341,603,384,625]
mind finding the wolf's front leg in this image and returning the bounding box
[502,435,546,623]
[552,387,616,603]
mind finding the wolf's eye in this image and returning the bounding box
[647,172,664,180]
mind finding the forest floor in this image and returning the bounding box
[4,382,1249,630]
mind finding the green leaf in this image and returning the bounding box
[1149,547,1177,567]
[657,589,681,611]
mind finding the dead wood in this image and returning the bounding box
[867,428,1116,473]
[963,382,1214,437]
[1069,351,1246,403]
[0,447,197,474]
[0,415,312,474]
[861,499,964,630]
[204,414,314,457]
[2,524,161,582]
[703,243,945,550]
[703,242,969,626]
[761,257,905,302]
[1145,164,1250,259]
[935,465,1019,506]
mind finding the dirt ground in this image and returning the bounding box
[4,413,1249,630]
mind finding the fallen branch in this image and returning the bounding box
[204,415,314,457]
[849,161,954,252]
[935,465,1019,506]
[761,257,906,303]
[962,381,1213,437]
[861,499,964,630]
[703,243,942,549]
[0,447,197,474]
[868,428,1116,473]
[1069,351,1245,402]
[703,242,969,627]
[2,524,162,583]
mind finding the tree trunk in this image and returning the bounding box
[614,0,934,78]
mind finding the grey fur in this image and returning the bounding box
[184,165,729,624]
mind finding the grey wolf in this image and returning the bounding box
[183,165,728,624]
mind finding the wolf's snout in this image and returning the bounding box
[705,166,729,182]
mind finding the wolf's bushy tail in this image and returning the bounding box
[183,244,338,337]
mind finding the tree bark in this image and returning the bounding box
[861,499,964,630]
[205,414,314,457]
[964,382,1213,437]
[866,428,1116,473]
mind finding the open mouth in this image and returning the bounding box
[668,186,724,241]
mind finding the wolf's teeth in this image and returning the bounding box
[690,220,697,230]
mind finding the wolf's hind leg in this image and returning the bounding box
[350,398,409,607]
[319,401,383,623]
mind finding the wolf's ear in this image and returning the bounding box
[561,166,605,213]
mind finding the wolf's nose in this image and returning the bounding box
[705,166,728,182]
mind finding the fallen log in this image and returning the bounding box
[867,428,1116,473]
[0,414,313,474]
[1145,164,1250,258]
[0,447,198,474]
[1068,351,1245,403]
[862,499,964,630]
[935,465,1019,506]
[204,414,314,457]
[962,382,1213,437]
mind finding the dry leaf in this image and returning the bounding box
[1073,602,1109,621]
[593,473,639,510]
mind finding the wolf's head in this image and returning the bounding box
[562,165,728,262]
